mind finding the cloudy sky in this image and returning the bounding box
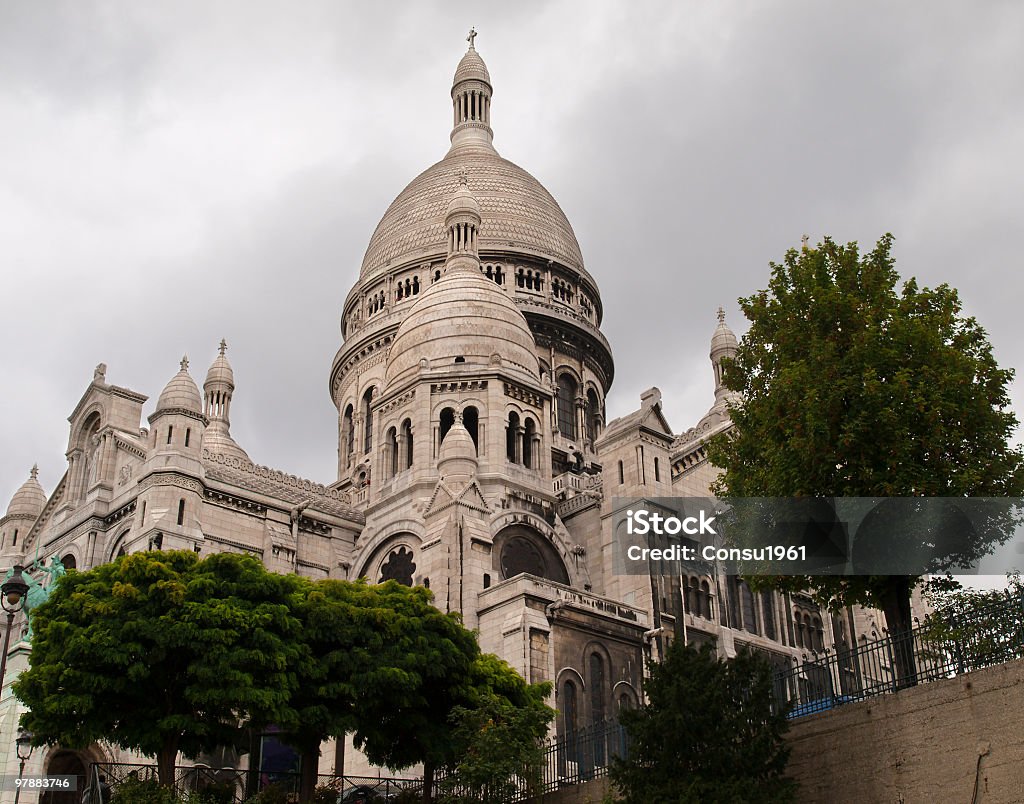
[2,1,1022,506]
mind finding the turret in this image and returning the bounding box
[1,466,46,554]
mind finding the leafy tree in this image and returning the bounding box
[438,654,554,804]
[920,574,1024,671]
[611,642,795,803]
[707,235,1024,682]
[15,551,307,786]
[283,578,480,803]
[342,581,481,802]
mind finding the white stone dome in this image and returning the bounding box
[453,47,491,85]
[156,358,203,414]
[204,340,235,388]
[360,154,585,280]
[384,267,539,389]
[6,466,45,519]
[710,309,738,357]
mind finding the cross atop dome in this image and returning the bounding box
[219,338,227,356]
[180,355,189,371]
[717,306,726,324]
[30,464,38,480]
[467,27,477,50]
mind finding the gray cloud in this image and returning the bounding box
[2,1,1021,505]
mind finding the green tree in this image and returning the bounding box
[15,551,306,786]
[342,581,481,802]
[707,235,1024,682]
[920,574,1024,671]
[611,642,794,803]
[283,578,480,803]
[438,654,554,804]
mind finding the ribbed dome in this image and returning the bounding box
[453,47,491,85]
[6,466,45,519]
[360,155,585,280]
[205,340,235,388]
[156,357,203,414]
[710,308,738,357]
[384,267,539,389]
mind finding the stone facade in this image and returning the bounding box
[0,38,918,791]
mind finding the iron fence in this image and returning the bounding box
[86,762,421,803]
[773,590,1024,718]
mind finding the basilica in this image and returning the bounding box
[0,37,876,785]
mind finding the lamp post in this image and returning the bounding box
[14,728,34,804]
[0,565,29,691]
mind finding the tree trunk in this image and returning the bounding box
[421,760,434,804]
[298,737,321,803]
[157,737,180,789]
[878,575,917,690]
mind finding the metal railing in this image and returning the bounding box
[773,590,1024,718]
[539,719,628,794]
[86,762,421,803]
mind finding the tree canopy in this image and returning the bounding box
[438,654,554,803]
[706,235,1024,669]
[610,642,794,803]
[15,551,306,785]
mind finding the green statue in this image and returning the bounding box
[4,556,67,640]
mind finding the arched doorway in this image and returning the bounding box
[41,750,88,804]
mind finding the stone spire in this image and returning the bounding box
[710,307,738,402]
[444,173,483,272]
[450,30,494,152]
[201,340,250,461]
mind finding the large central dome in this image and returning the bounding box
[359,42,585,280]
[360,155,585,280]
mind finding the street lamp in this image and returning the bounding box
[14,728,34,804]
[0,565,29,690]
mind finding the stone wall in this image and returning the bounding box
[541,776,611,804]
[786,658,1024,803]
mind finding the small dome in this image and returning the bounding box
[205,339,235,388]
[6,465,46,519]
[447,175,482,219]
[710,308,738,357]
[384,267,539,389]
[437,420,478,483]
[453,47,490,86]
[156,356,203,415]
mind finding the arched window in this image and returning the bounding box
[439,407,456,446]
[739,580,757,634]
[812,616,824,651]
[586,388,601,444]
[589,653,607,731]
[401,419,413,470]
[523,418,536,469]
[506,412,520,463]
[762,591,777,640]
[557,375,578,439]
[362,388,374,454]
[185,428,191,447]
[61,554,77,570]
[700,580,713,619]
[463,406,479,452]
[618,460,624,484]
[562,680,578,735]
[387,427,398,478]
[176,499,185,526]
[343,405,355,461]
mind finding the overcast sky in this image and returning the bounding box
[2,1,1022,507]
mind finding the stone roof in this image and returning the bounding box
[453,47,490,85]
[5,466,46,519]
[360,154,585,279]
[155,357,203,415]
[202,448,363,521]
